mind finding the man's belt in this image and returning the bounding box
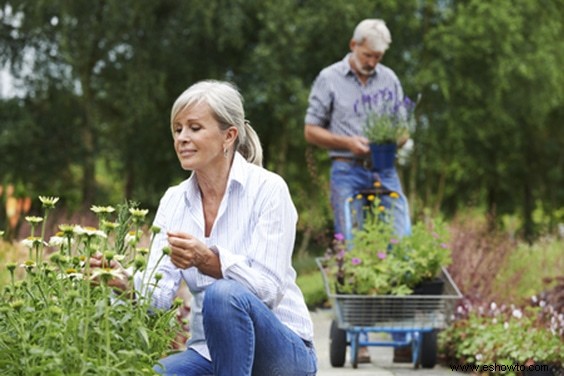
[331,156,372,169]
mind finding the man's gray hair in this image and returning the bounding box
[352,19,392,52]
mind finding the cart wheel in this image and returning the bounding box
[329,320,347,368]
[420,330,438,368]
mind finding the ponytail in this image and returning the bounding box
[238,120,263,166]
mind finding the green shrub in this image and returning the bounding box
[494,237,564,301]
[439,305,563,374]
[440,213,563,373]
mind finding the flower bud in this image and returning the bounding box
[104,251,115,262]
[134,255,146,270]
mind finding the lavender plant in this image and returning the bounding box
[354,88,418,144]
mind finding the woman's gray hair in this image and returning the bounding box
[352,19,392,52]
[170,80,263,166]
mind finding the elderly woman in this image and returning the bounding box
[97,80,317,376]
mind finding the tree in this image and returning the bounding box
[417,0,564,239]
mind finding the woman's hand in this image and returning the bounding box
[88,252,131,293]
[167,231,222,278]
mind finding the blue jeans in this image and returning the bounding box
[154,280,317,376]
[330,161,411,239]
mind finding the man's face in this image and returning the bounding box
[349,40,385,77]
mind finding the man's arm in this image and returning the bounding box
[304,124,370,157]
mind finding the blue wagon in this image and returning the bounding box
[317,188,462,369]
[317,259,462,369]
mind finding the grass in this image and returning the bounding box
[494,237,564,302]
[296,268,327,310]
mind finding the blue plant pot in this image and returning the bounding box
[369,143,397,171]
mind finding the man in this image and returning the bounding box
[304,18,412,363]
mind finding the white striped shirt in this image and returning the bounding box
[305,53,405,159]
[134,152,314,360]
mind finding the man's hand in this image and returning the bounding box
[348,135,370,156]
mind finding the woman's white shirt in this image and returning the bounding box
[134,152,314,360]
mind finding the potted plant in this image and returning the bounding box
[322,194,451,297]
[356,89,418,171]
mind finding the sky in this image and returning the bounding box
[0,67,17,98]
[0,65,24,98]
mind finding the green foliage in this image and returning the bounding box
[362,93,417,144]
[321,195,451,295]
[0,197,180,374]
[439,306,563,373]
[494,237,564,301]
[1,0,563,245]
[0,239,21,286]
[0,96,83,205]
[417,0,564,236]
[296,270,326,310]
[442,212,563,373]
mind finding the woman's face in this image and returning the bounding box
[172,101,233,171]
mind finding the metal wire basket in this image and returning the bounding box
[316,258,462,330]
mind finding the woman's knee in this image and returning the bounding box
[203,279,249,315]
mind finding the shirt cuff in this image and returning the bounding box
[211,245,247,277]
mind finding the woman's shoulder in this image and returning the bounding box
[245,162,288,189]
[159,177,191,201]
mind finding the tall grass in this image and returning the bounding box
[447,214,516,305]
[494,237,564,302]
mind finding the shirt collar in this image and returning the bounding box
[342,53,354,76]
[183,151,248,203]
[341,53,382,81]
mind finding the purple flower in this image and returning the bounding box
[337,250,345,260]
[377,252,387,260]
[390,238,399,244]
[334,233,344,242]
[440,243,448,249]
[351,257,362,265]
[403,96,416,112]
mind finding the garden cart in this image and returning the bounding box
[317,188,463,369]
[317,258,462,369]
